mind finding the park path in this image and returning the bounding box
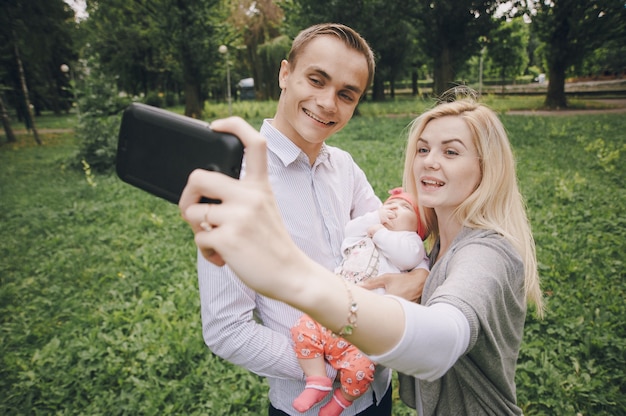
[16,128,75,134]
[506,98,626,116]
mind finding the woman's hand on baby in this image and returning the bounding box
[359,268,429,302]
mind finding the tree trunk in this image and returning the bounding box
[543,6,570,110]
[0,93,16,143]
[14,37,41,145]
[545,62,568,109]
[179,41,203,118]
[433,45,455,97]
[371,73,385,102]
[411,70,419,96]
[247,42,262,99]
[183,82,203,119]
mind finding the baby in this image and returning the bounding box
[290,188,429,415]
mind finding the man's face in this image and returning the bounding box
[273,36,369,158]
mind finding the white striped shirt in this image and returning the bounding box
[197,120,389,415]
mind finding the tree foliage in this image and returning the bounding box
[1,0,625,119]
[83,0,228,118]
[486,18,530,91]
[280,0,417,101]
[0,0,77,120]
[406,0,503,96]
[227,0,285,100]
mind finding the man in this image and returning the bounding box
[197,23,424,415]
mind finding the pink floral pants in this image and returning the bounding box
[291,314,375,397]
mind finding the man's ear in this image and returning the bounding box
[278,60,290,89]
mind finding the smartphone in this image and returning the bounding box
[116,103,244,204]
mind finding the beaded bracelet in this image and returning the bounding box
[337,278,358,336]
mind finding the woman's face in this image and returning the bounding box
[412,115,482,218]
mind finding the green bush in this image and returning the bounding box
[145,91,164,108]
[73,67,131,173]
[165,93,177,108]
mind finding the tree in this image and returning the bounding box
[486,18,529,93]
[85,0,228,118]
[580,35,626,78]
[13,37,41,145]
[227,0,285,100]
[0,90,16,143]
[0,0,77,120]
[83,1,163,97]
[280,0,416,101]
[521,0,626,108]
[357,1,416,101]
[407,1,503,97]
[256,35,291,100]
[173,0,227,118]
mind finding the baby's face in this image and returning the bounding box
[383,199,418,232]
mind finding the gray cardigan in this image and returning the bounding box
[400,227,527,415]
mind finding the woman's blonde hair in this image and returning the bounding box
[403,99,544,317]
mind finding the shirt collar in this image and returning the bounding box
[261,119,332,168]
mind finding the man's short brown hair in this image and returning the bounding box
[287,23,376,94]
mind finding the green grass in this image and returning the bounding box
[0,132,268,415]
[1,103,625,415]
[9,112,80,132]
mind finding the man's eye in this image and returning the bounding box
[340,93,355,102]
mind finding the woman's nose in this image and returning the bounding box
[423,151,440,169]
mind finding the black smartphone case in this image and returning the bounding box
[116,103,244,204]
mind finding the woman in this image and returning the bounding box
[180,97,543,415]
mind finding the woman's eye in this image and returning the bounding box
[417,147,429,154]
[444,149,460,156]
